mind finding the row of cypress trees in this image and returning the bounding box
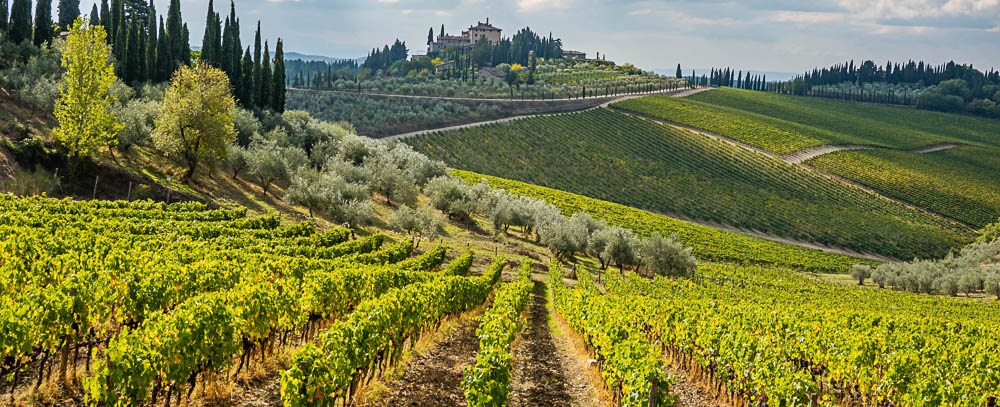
[1,0,285,112]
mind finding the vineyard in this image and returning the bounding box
[685,88,1000,150]
[453,170,867,273]
[0,194,525,406]
[808,146,1000,228]
[566,263,1000,406]
[406,108,972,260]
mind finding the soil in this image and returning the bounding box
[507,279,577,407]
[379,318,481,407]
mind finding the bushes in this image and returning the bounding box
[869,238,1000,297]
[113,99,158,151]
[916,92,965,113]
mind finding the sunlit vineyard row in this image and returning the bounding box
[572,262,1000,406]
[0,195,504,406]
[407,109,972,260]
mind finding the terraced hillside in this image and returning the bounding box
[406,108,972,260]
[808,146,1000,228]
[611,88,1000,154]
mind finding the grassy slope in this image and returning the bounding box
[807,145,1000,228]
[686,88,1000,150]
[407,108,971,260]
[453,169,871,273]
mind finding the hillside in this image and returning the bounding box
[406,108,972,260]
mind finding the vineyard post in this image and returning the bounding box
[92,175,99,199]
[127,182,132,200]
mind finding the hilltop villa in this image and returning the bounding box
[428,19,502,53]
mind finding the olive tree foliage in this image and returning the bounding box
[389,205,445,248]
[869,238,1000,297]
[112,98,158,152]
[153,63,237,180]
[285,165,371,221]
[53,18,123,158]
[638,233,697,278]
[424,175,479,221]
[850,264,873,286]
[226,144,250,179]
[599,226,639,272]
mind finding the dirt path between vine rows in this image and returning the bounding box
[379,317,481,407]
[508,279,584,407]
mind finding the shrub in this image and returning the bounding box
[916,92,965,113]
[850,264,873,285]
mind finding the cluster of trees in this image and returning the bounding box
[801,60,998,89]
[916,78,1000,117]
[286,58,357,88]
[425,25,563,68]
[853,237,1000,298]
[416,175,697,277]
[362,39,408,73]
[709,67,766,91]
[0,0,285,111]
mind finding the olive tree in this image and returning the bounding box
[389,205,445,248]
[638,233,697,278]
[850,264,873,286]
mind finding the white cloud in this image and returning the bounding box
[836,0,1000,19]
[376,0,400,3]
[516,0,570,13]
[772,11,847,24]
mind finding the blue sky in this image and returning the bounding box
[137,0,1000,73]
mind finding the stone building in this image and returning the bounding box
[428,19,502,53]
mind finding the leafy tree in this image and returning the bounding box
[53,18,123,158]
[850,264,873,286]
[389,205,444,249]
[246,139,288,197]
[600,226,637,273]
[286,166,329,217]
[639,233,696,278]
[366,155,416,206]
[34,0,53,46]
[271,38,286,112]
[424,175,476,221]
[153,63,237,180]
[58,0,80,29]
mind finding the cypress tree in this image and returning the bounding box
[253,21,262,106]
[440,24,444,37]
[113,15,126,76]
[201,0,216,65]
[110,0,122,40]
[156,16,170,80]
[675,64,682,79]
[427,27,433,45]
[88,3,97,25]
[165,0,183,66]
[221,15,231,73]
[0,0,8,32]
[57,0,79,29]
[259,40,271,110]
[240,47,253,107]
[271,38,285,113]
[145,0,156,81]
[34,0,53,46]
[99,0,109,31]
[125,18,141,84]
[9,0,30,44]
[181,22,190,65]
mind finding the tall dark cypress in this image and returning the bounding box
[201,0,216,65]
[165,0,183,67]
[125,19,142,84]
[113,15,126,76]
[145,0,156,81]
[228,2,240,90]
[271,38,285,113]
[240,47,253,107]
[220,15,231,73]
[57,0,80,29]
[110,0,122,40]
[181,22,190,65]
[99,0,109,30]
[34,0,53,46]
[253,21,262,106]
[88,3,98,25]
[156,16,170,80]
[0,0,8,32]
[259,40,271,110]
[9,0,30,44]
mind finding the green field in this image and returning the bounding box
[808,146,1000,228]
[612,88,1000,154]
[453,170,870,273]
[407,108,972,260]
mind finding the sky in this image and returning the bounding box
[134,0,1000,74]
